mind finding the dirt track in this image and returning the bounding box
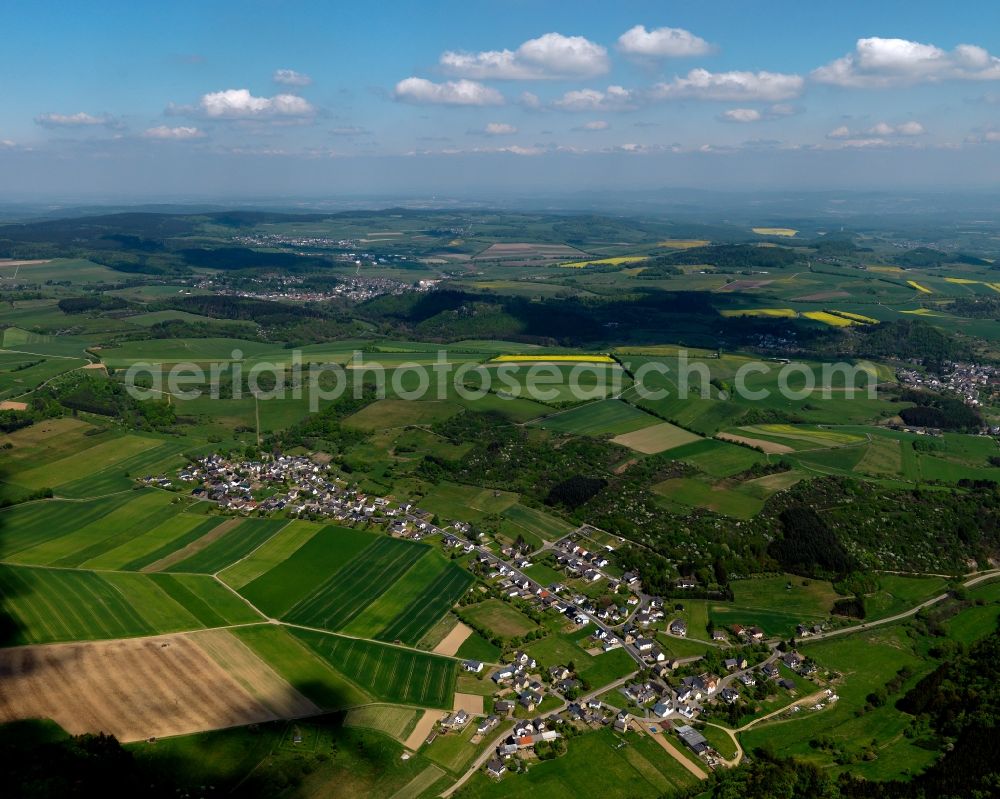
[142,518,241,572]
[0,630,317,742]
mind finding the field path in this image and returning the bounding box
[142,518,242,572]
[636,720,708,780]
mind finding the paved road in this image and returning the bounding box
[809,569,1000,642]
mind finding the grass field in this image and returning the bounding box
[741,626,939,780]
[419,481,519,522]
[0,564,260,645]
[238,526,379,617]
[667,438,765,477]
[653,476,764,519]
[343,398,462,431]
[612,421,703,454]
[462,599,539,639]
[344,704,420,742]
[457,727,699,798]
[534,399,660,437]
[501,503,574,541]
[291,628,457,709]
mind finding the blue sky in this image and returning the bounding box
[2,0,1000,198]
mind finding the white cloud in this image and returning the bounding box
[142,125,205,140]
[273,69,312,87]
[552,85,636,111]
[483,122,517,135]
[617,25,712,59]
[178,89,316,119]
[895,120,926,136]
[0,139,15,148]
[830,121,926,140]
[519,91,542,110]
[651,69,804,101]
[580,120,609,131]
[394,77,504,106]
[440,32,608,80]
[35,112,122,129]
[813,37,1000,88]
[720,108,762,123]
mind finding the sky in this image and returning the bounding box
[2,0,1000,200]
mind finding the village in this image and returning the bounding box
[155,450,842,781]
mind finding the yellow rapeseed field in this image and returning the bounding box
[720,308,797,318]
[802,311,857,327]
[907,280,933,294]
[559,256,648,268]
[751,227,798,237]
[657,239,710,249]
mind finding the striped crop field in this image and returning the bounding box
[164,518,289,574]
[284,537,429,632]
[490,353,614,363]
[292,628,457,709]
[4,491,181,566]
[375,564,474,645]
[0,564,261,646]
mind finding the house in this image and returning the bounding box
[749,626,765,641]
[720,688,740,704]
[761,662,780,680]
[494,700,514,717]
[782,652,805,671]
[478,715,500,735]
[512,651,537,669]
[738,672,757,687]
[778,678,797,691]
[519,690,542,711]
[486,758,506,778]
[676,724,710,755]
[675,577,697,590]
[724,656,748,671]
[442,709,470,728]
[557,678,580,693]
[492,666,516,684]
[652,701,672,718]
[635,638,655,652]
[463,660,484,673]
[669,619,688,637]
[549,665,571,681]
[711,629,727,642]
[622,571,640,585]
[613,714,631,732]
